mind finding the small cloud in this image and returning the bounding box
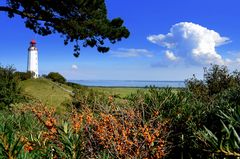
[147,22,230,65]
[71,64,78,70]
[111,48,154,58]
[165,50,178,61]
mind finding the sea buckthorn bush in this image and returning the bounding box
[71,87,113,113]
[71,87,129,114]
[0,102,168,158]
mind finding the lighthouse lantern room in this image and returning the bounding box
[27,40,38,78]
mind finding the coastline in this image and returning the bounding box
[68,80,185,88]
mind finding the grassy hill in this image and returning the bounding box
[20,78,72,113]
[20,78,144,113]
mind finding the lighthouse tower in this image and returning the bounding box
[27,40,38,78]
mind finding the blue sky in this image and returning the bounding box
[1,0,240,80]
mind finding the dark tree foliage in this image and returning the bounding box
[0,65,23,109]
[47,72,66,84]
[1,0,130,57]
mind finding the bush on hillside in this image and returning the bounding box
[14,71,34,80]
[0,65,24,109]
[66,81,86,89]
[71,87,112,113]
[47,72,66,84]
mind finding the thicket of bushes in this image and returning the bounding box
[1,64,240,158]
[68,64,240,158]
[14,71,34,81]
[46,72,66,84]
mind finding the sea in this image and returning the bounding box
[69,80,185,88]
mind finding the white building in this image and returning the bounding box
[27,40,38,78]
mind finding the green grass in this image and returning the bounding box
[91,87,144,98]
[20,78,72,113]
[20,79,142,111]
[58,82,74,92]
[91,87,181,98]
[20,79,180,113]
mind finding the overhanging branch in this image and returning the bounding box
[0,6,58,22]
[0,6,35,19]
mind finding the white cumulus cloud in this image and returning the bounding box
[71,64,78,70]
[147,22,230,65]
[111,48,153,58]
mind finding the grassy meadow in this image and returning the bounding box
[20,78,144,114]
[20,78,142,105]
[91,87,143,98]
[20,78,72,113]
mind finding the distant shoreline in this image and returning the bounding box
[68,80,186,88]
[88,86,185,89]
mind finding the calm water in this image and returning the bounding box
[70,80,185,88]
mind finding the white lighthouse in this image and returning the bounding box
[27,40,38,78]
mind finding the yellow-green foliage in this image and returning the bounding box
[20,78,71,112]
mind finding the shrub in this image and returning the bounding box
[127,70,240,158]
[71,87,113,113]
[2,102,168,158]
[163,65,240,158]
[186,65,240,99]
[0,65,24,109]
[88,110,167,158]
[47,72,66,84]
[14,71,34,81]
[127,88,210,158]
